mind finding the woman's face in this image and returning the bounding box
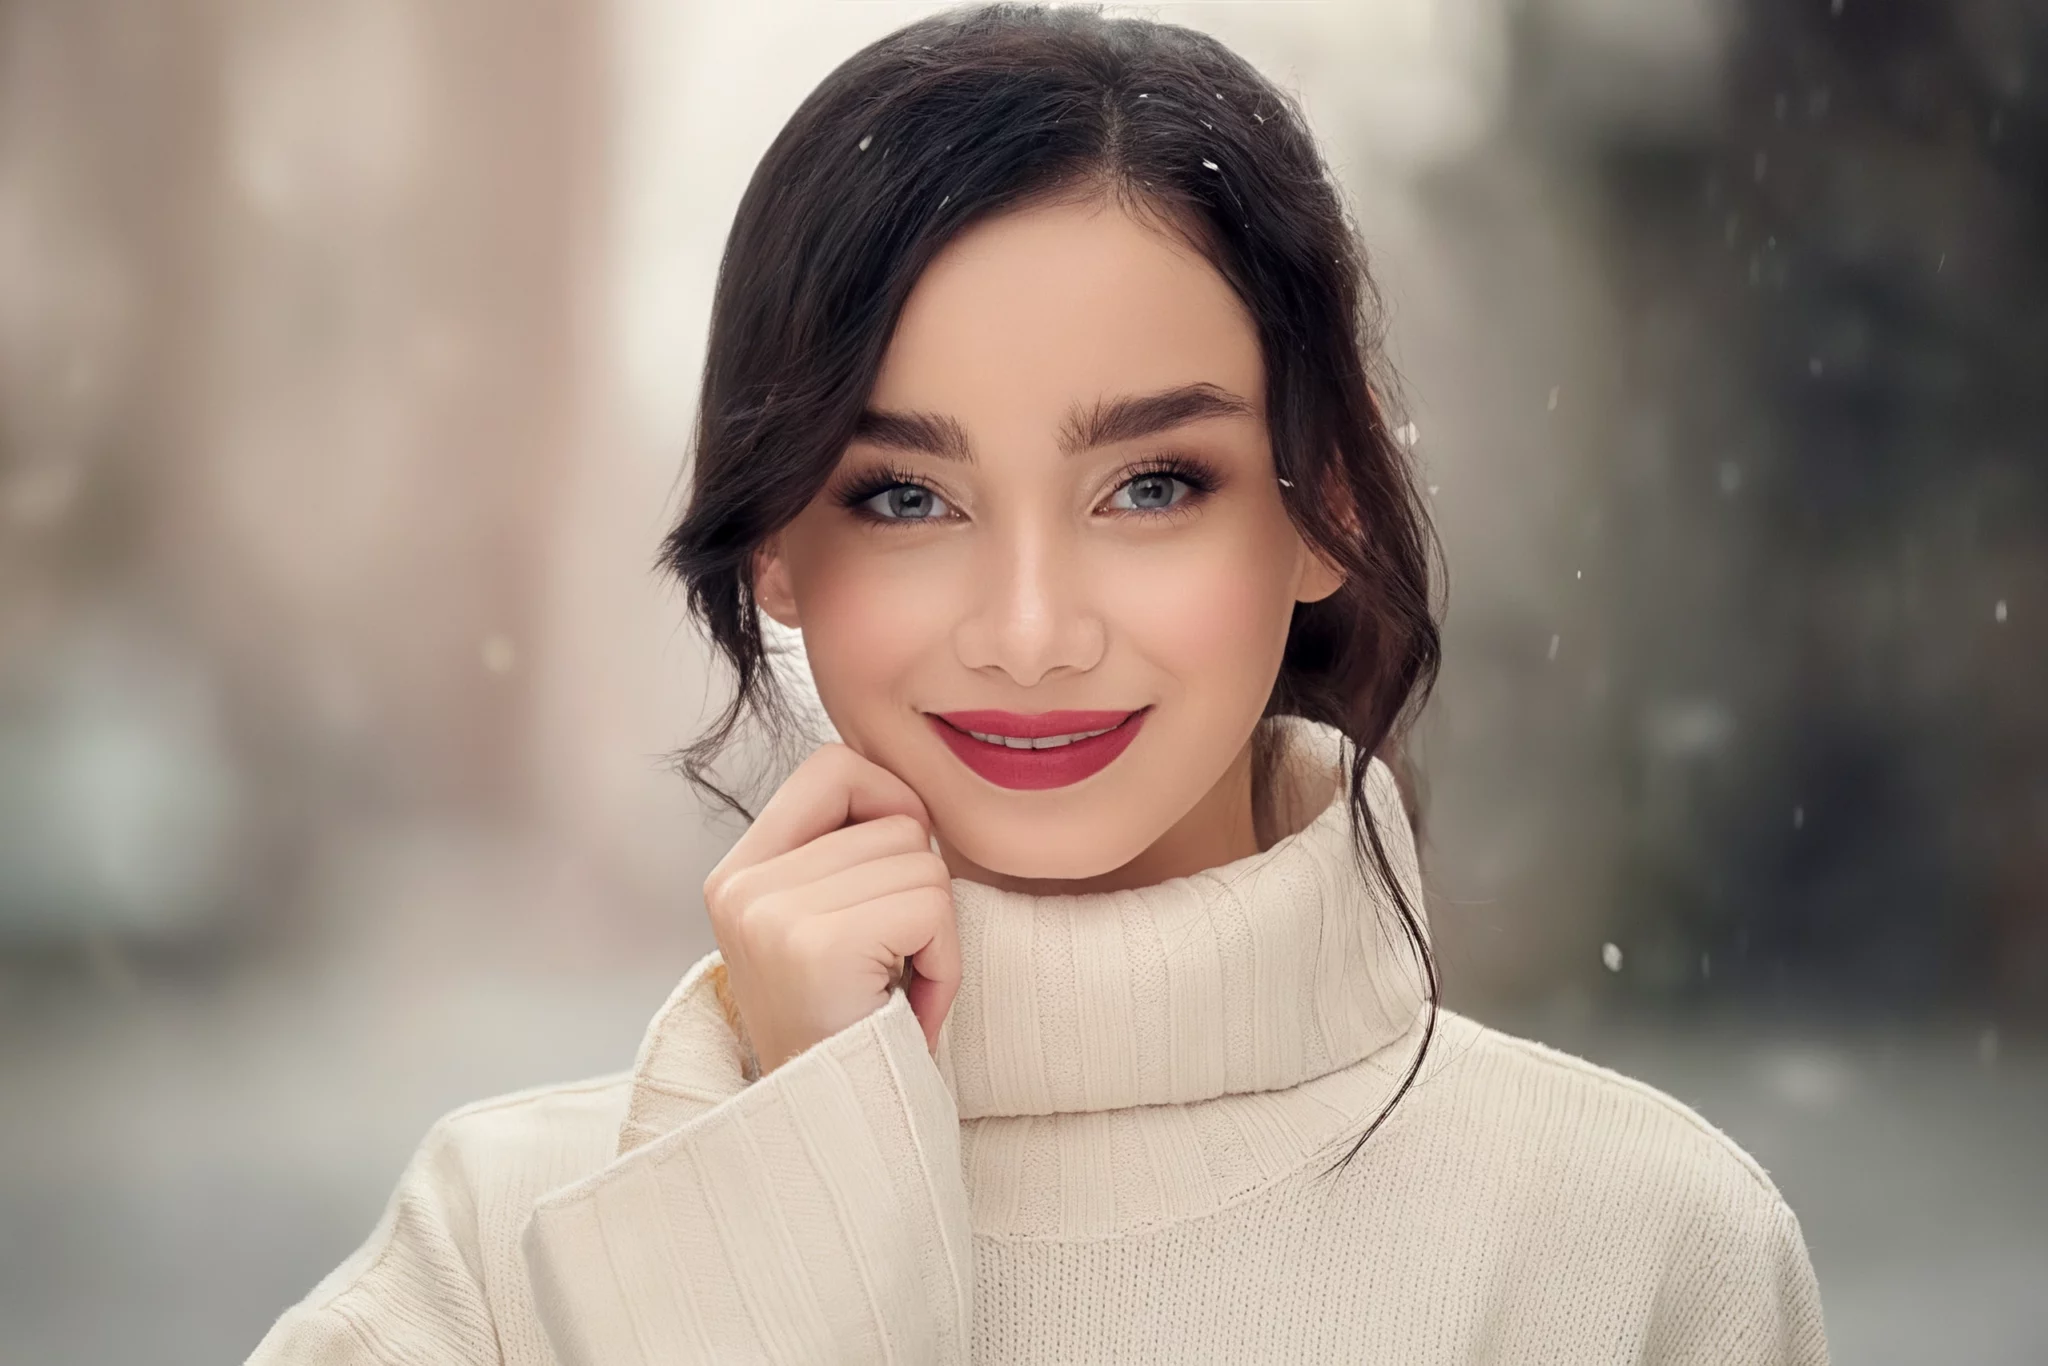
[753,196,1344,888]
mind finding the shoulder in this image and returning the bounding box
[1394,1006,1822,1301]
[1366,1011,1830,1359]
[416,1072,636,1182]
[325,1071,636,1255]
[1415,1007,1792,1205]
[250,1074,634,1363]
[354,1069,635,1272]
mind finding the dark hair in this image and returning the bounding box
[657,2,1444,1176]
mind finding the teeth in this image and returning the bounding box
[965,725,1117,749]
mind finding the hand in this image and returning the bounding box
[701,743,962,1077]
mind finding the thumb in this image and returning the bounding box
[903,964,959,1057]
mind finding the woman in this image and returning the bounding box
[251,5,1830,1362]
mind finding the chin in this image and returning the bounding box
[943,814,1138,883]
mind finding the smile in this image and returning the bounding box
[961,724,1118,749]
[926,707,1150,790]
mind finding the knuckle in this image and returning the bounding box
[704,864,753,919]
[816,742,861,775]
[701,862,731,907]
[787,743,847,789]
[723,863,759,904]
[702,881,732,930]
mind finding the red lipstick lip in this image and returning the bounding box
[925,706,1151,791]
[932,708,1142,739]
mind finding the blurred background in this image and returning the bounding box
[1,0,2042,1361]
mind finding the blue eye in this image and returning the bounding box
[1108,471,1191,513]
[831,455,1222,528]
[858,483,952,521]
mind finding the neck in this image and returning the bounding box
[930,714,1430,1120]
[934,731,1263,896]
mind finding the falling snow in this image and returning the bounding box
[1201,158,1219,171]
[857,133,872,152]
[1602,942,1624,972]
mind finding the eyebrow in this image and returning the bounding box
[850,382,1259,463]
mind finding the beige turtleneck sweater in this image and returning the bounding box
[248,717,1830,1364]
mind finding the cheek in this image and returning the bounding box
[1099,524,1297,674]
[787,539,949,723]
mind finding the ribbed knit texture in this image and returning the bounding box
[249,716,1830,1364]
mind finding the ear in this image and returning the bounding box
[1294,536,1347,605]
[752,534,801,628]
[1291,463,1359,605]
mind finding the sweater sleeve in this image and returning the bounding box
[1644,1186,1831,1366]
[521,985,974,1365]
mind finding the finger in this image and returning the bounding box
[905,966,960,1058]
[742,850,946,929]
[831,884,961,1053]
[753,813,935,895]
[724,744,930,874]
[808,849,951,918]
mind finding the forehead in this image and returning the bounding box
[870,198,1265,430]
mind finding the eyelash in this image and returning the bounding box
[831,455,1223,529]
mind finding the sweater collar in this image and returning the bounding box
[933,714,1431,1120]
[613,714,1430,1156]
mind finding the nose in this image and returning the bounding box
[950,515,1105,687]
